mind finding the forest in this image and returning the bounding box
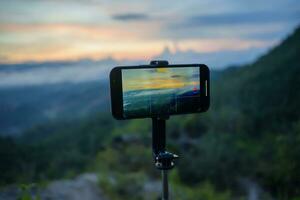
[0,26,299,200]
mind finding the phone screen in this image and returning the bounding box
[121,66,201,118]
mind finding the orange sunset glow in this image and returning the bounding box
[125,79,199,91]
[0,0,298,65]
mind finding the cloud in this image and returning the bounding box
[240,27,295,40]
[0,0,299,64]
[154,46,269,69]
[178,10,300,27]
[112,13,149,21]
[0,59,116,87]
[0,55,8,62]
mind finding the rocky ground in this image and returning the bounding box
[0,173,265,200]
[0,173,163,200]
[0,173,107,200]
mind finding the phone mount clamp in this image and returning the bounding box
[150,60,179,200]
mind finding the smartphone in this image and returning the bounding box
[110,64,210,120]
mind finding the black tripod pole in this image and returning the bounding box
[152,117,166,156]
[162,170,168,200]
[152,117,178,200]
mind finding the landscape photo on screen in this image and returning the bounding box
[121,66,201,118]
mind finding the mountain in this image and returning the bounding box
[213,25,300,134]
[176,26,300,198]
[0,59,118,136]
[0,58,117,87]
[0,81,110,136]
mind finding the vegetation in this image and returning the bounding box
[0,26,299,199]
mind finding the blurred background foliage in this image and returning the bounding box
[0,26,300,200]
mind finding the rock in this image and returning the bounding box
[0,186,21,200]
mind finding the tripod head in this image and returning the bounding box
[154,151,179,170]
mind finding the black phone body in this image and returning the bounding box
[110,64,210,120]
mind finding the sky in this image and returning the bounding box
[0,0,299,65]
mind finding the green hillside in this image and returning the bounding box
[0,26,299,199]
[177,26,300,198]
[213,26,300,134]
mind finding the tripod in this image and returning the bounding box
[150,60,179,200]
[152,117,178,200]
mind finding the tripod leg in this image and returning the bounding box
[162,170,169,200]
